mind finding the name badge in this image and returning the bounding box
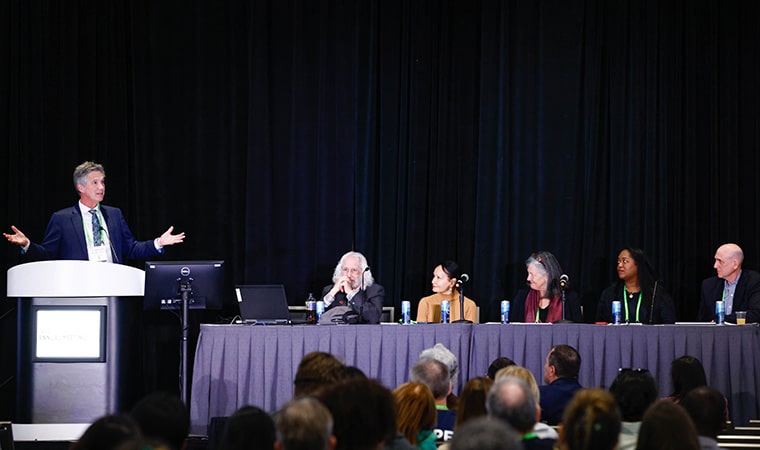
[91,244,110,262]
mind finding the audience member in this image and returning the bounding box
[449,417,524,450]
[608,368,658,450]
[336,365,367,381]
[595,247,675,324]
[635,400,700,450]
[666,354,730,422]
[487,376,555,450]
[293,351,345,398]
[539,344,582,425]
[494,365,557,440]
[454,377,493,428]
[130,392,189,450]
[419,343,460,410]
[697,243,760,323]
[275,397,336,450]
[70,414,143,450]
[558,388,621,450]
[509,251,582,323]
[320,251,384,324]
[416,260,478,323]
[410,358,456,443]
[393,382,437,450]
[680,387,727,450]
[666,355,707,403]
[218,405,276,450]
[315,378,396,450]
[487,356,516,380]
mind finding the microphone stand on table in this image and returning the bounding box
[452,275,472,324]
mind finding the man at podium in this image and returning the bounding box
[4,161,185,263]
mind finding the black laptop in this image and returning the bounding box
[235,285,291,325]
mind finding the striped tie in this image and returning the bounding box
[89,209,103,246]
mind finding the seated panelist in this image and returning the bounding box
[596,247,675,324]
[320,251,384,324]
[509,251,582,323]
[416,260,478,323]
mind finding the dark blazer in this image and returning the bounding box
[509,288,583,323]
[595,283,676,324]
[321,283,385,324]
[539,377,583,425]
[24,204,162,263]
[698,269,760,324]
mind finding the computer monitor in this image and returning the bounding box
[144,261,225,310]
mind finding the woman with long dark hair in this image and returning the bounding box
[596,247,675,324]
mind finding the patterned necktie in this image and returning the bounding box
[89,209,103,246]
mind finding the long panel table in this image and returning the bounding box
[189,323,760,434]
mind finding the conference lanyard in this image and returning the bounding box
[622,287,642,322]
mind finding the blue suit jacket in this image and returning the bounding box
[24,204,162,263]
[698,270,760,324]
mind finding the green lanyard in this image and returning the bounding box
[622,286,642,322]
[522,432,538,441]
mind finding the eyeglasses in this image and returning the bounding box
[618,368,649,374]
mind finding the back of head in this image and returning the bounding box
[609,369,658,422]
[294,351,345,398]
[494,365,540,403]
[549,345,581,379]
[561,388,621,450]
[449,417,524,450]
[219,405,275,450]
[456,376,494,428]
[315,378,396,450]
[409,358,451,401]
[486,376,537,434]
[72,414,142,450]
[276,397,333,450]
[130,392,189,450]
[393,382,437,445]
[635,400,700,450]
[679,386,726,439]
[670,355,707,400]
[419,343,458,381]
[487,357,516,379]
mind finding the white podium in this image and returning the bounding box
[7,261,145,423]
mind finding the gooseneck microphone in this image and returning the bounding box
[559,274,569,322]
[456,273,470,288]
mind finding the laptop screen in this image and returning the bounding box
[235,285,291,324]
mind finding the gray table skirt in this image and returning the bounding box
[190,322,760,434]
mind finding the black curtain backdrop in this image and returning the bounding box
[2,0,759,418]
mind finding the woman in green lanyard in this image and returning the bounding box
[595,247,676,324]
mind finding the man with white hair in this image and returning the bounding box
[321,251,384,324]
[697,243,760,323]
[420,343,459,409]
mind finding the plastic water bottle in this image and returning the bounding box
[401,301,411,324]
[305,293,317,325]
[715,301,725,325]
[612,301,621,325]
[501,300,510,324]
[441,300,450,323]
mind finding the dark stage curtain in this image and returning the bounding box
[2,0,759,414]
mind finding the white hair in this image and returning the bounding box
[331,251,375,287]
[419,343,458,381]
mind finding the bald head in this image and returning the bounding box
[714,243,744,282]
